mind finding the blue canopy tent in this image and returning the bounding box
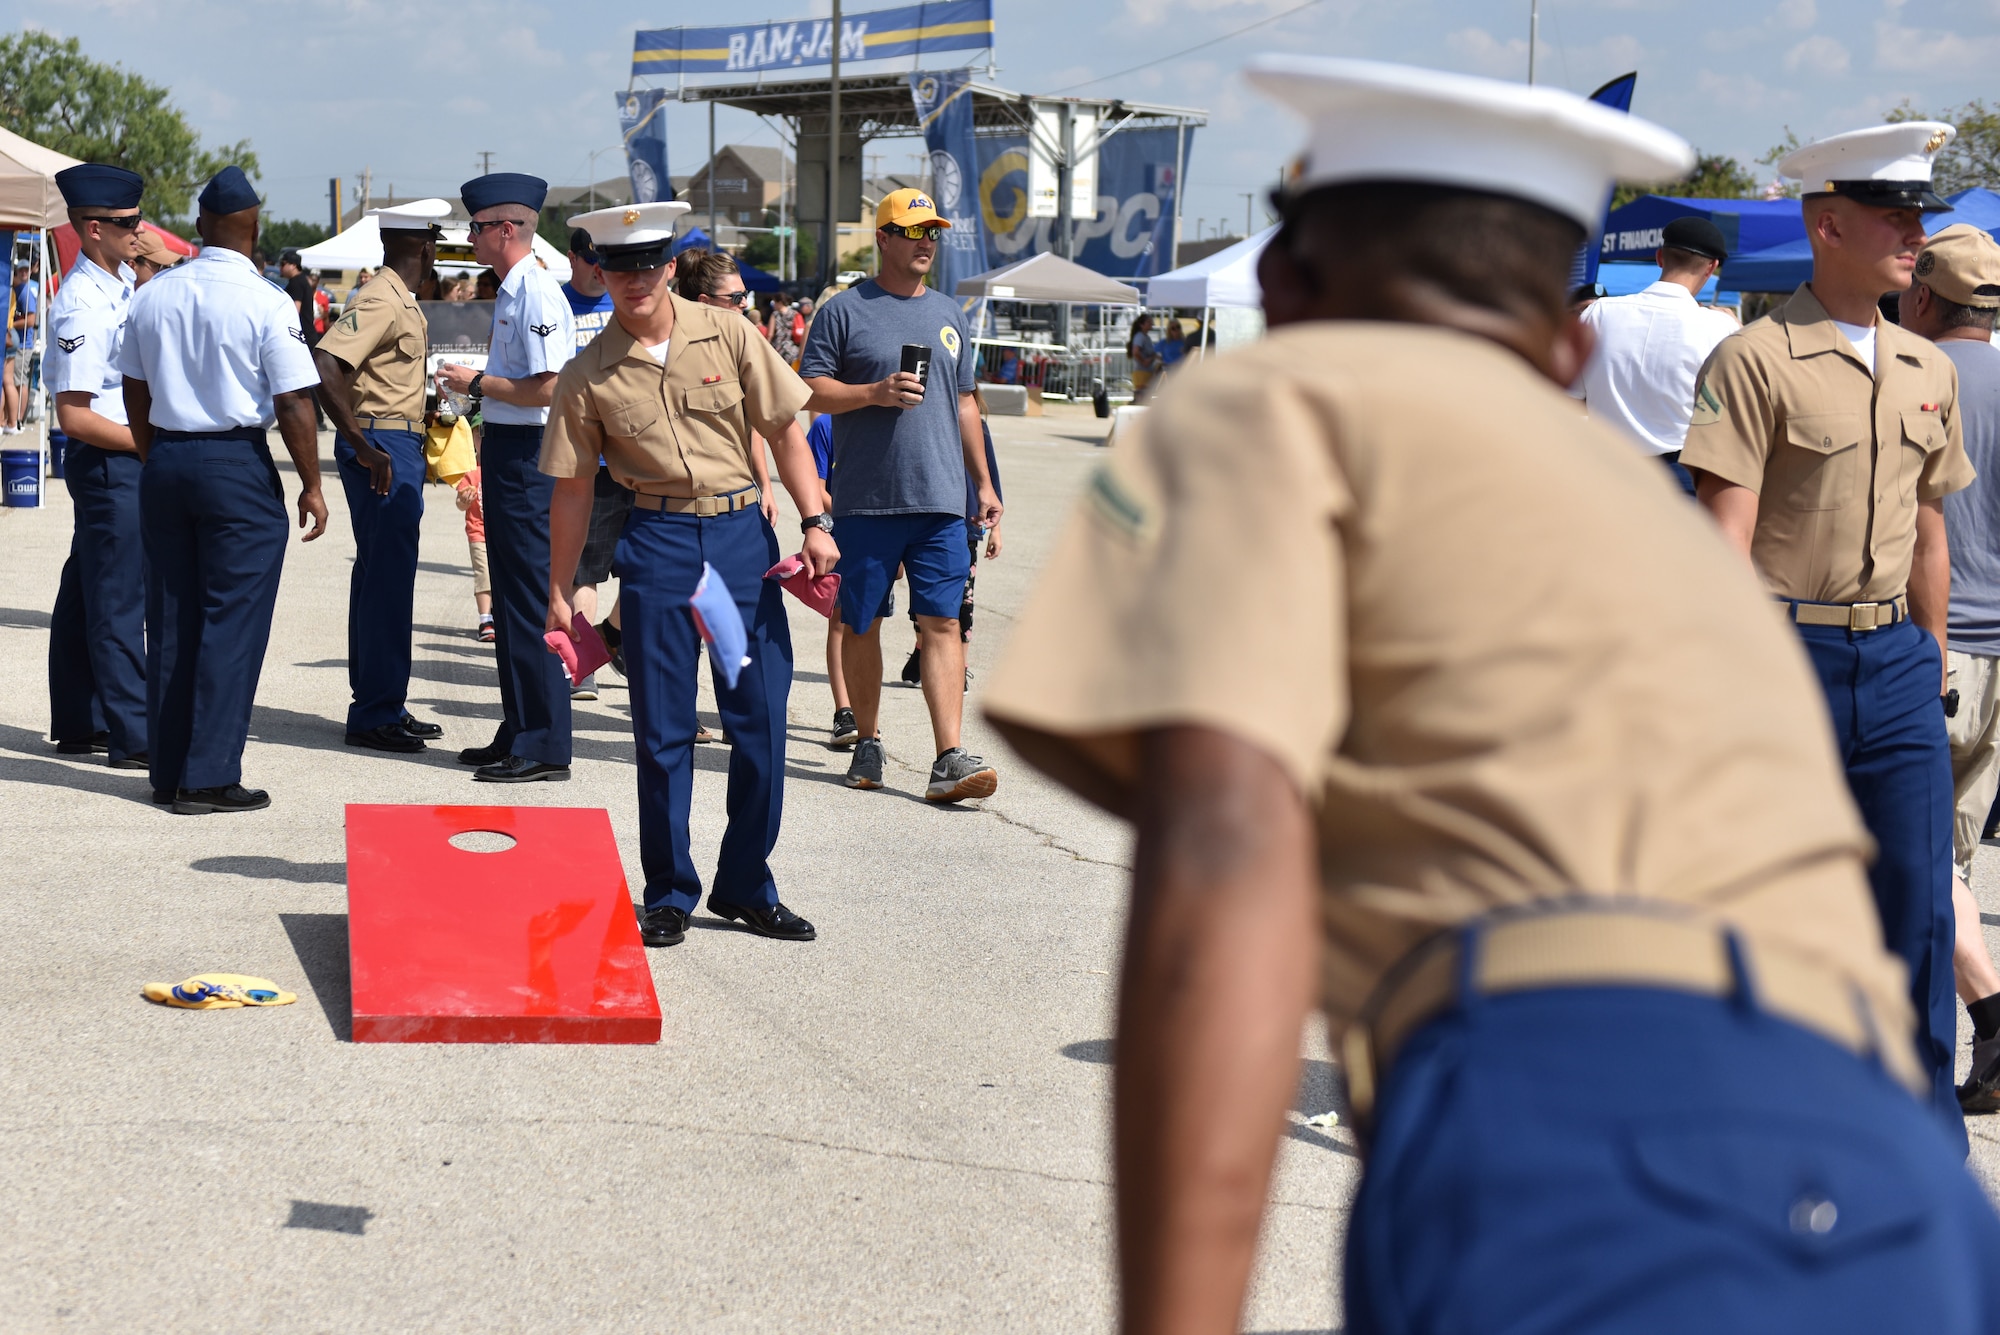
[1596,260,1722,302]
[670,225,783,292]
[1720,187,2000,293]
[1599,196,1804,265]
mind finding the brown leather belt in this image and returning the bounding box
[356,416,425,433]
[1782,595,1908,632]
[632,485,760,516]
[1341,904,1918,1131]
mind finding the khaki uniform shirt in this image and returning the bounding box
[313,267,427,421]
[1681,285,1971,603]
[539,292,809,495]
[984,323,1912,1066]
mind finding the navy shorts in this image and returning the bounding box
[835,513,970,633]
[575,466,634,586]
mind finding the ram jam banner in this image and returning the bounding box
[971,127,1190,280]
[633,1,993,76]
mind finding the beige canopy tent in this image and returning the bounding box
[0,124,82,230]
[0,126,84,488]
[954,252,1142,304]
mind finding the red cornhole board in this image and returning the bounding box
[345,804,661,1043]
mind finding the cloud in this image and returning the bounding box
[1785,34,1850,74]
[1776,0,1817,30]
[1122,0,1300,26]
[1444,27,1532,78]
[1873,18,2000,73]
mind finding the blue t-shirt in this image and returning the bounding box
[9,281,36,352]
[808,412,834,480]
[562,282,614,351]
[965,421,1002,530]
[798,279,976,517]
[1944,339,2000,656]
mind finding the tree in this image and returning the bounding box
[741,210,814,280]
[0,32,258,222]
[261,219,331,253]
[1611,151,1762,209]
[1886,101,1999,195]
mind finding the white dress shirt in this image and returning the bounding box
[44,255,134,427]
[117,246,319,432]
[482,259,574,426]
[1577,281,1738,456]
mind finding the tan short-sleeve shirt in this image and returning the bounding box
[539,292,810,495]
[984,322,1912,1066]
[313,267,427,420]
[1680,285,1970,603]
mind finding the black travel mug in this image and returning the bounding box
[901,343,933,391]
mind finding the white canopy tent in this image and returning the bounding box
[301,217,571,282]
[1144,226,1276,363]
[0,126,84,483]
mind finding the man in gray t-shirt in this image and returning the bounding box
[801,189,1003,803]
[1903,223,2000,1112]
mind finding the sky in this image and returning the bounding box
[10,0,1999,238]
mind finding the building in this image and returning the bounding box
[682,146,792,229]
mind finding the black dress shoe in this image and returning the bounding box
[473,754,570,783]
[172,784,271,815]
[398,712,444,740]
[458,739,510,766]
[708,899,816,941]
[56,730,111,755]
[152,788,174,805]
[108,751,148,771]
[346,724,426,754]
[637,904,687,947]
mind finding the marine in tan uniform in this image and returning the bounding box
[542,201,837,950]
[311,198,451,754]
[984,56,2000,1334]
[1682,121,1974,1149]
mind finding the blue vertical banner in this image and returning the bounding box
[972,126,1193,279]
[1571,72,1637,292]
[910,70,988,297]
[619,89,672,204]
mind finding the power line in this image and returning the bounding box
[1050,0,1328,94]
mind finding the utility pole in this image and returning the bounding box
[362,166,373,215]
[708,101,718,244]
[329,177,342,233]
[1240,192,1253,238]
[827,0,843,286]
[477,150,495,176]
[1527,0,1538,85]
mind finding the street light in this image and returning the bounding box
[586,145,624,209]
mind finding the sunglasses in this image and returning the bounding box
[83,214,146,231]
[467,218,522,236]
[711,289,751,306]
[882,224,945,241]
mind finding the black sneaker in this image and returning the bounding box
[1962,1032,2000,1114]
[475,620,495,643]
[637,904,687,947]
[926,747,998,803]
[831,707,860,749]
[846,737,885,789]
[900,647,922,686]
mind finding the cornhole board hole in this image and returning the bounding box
[345,804,661,1044]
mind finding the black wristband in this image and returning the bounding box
[468,371,485,398]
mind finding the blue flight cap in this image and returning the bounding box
[55,163,144,211]
[198,165,260,215]
[461,172,549,215]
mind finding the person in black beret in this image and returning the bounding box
[116,164,328,814]
[44,162,150,773]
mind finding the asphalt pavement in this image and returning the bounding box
[0,402,1353,1333]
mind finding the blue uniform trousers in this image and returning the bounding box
[335,429,425,732]
[48,442,147,760]
[615,504,791,913]
[480,423,569,765]
[1795,615,1963,1150]
[140,430,288,792]
[1347,981,2000,1334]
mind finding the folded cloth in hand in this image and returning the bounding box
[764,554,841,619]
[690,562,751,690]
[544,615,613,686]
[142,973,297,1009]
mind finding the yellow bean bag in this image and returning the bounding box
[142,974,297,1009]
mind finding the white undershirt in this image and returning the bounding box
[1831,318,1877,375]
[643,338,670,364]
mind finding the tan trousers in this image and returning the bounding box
[1947,650,2000,880]
[468,538,490,597]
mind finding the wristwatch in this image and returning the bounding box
[468,370,485,399]
[801,514,834,535]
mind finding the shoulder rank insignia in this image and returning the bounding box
[288,327,307,343]
[56,334,84,353]
[334,311,360,335]
[1690,381,1722,427]
[530,321,558,337]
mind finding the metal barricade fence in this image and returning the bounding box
[972,342,1138,399]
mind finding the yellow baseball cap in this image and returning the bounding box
[876,187,950,231]
[1916,224,2000,309]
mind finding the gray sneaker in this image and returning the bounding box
[570,673,598,701]
[1962,1032,2000,1114]
[846,737,885,789]
[926,747,998,803]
